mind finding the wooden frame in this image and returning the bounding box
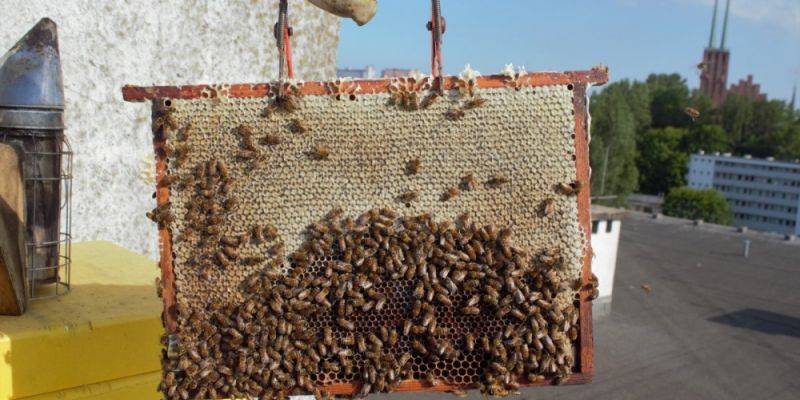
[122,68,608,394]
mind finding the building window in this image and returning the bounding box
[592,221,599,234]
[606,220,614,233]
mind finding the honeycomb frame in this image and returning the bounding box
[122,68,608,396]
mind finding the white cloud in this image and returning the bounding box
[684,0,800,36]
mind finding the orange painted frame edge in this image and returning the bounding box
[125,68,608,394]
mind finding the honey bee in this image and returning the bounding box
[685,107,700,121]
[174,145,189,168]
[419,92,439,109]
[445,107,465,121]
[398,352,413,367]
[288,119,308,134]
[161,143,175,157]
[462,306,480,315]
[554,374,571,385]
[487,175,509,188]
[308,144,331,160]
[406,158,421,175]
[435,293,453,306]
[557,180,583,196]
[275,93,298,113]
[237,149,258,160]
[389,91,405,107]
[262,133,281,146]
[461,173,478,191]
[441,187,459,201]
[242,135,257,151]
[224,197,238,211]
[425,372,440,386]
[411,340,427,355]
[540,197,557,217]
[398,191,418,203]
[263,224,278,241]
[340,335,355,346]
[215,251,230,267]
[337,318,355,331]
[221,246,238,259]
[463,94,486,110]
[402,320,413,336]
[152,112,178,132]
[465,333,475,352]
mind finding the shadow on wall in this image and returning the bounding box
[709,308,800,338]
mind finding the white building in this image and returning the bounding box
[590,205,625,317]
[686,152,800,235]
[337,65,376,79]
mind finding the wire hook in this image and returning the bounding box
[274,0,294,83]
[427,0,445,91]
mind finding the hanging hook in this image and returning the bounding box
[274,0,294,85]
[427,0,445,92]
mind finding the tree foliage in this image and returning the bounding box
[589,81,642,200]
[637,127,688,195]
[663,187,733,225]
[589,71,800,201]
[646,74,692,129]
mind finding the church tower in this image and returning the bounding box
[699,0,731,108]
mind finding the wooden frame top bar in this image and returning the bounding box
[122,68,608,102]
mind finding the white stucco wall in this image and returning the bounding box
[591,219,621,316]
[2,1,340,258]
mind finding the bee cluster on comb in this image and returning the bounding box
[166,209,580,399]
[143,75,594,399]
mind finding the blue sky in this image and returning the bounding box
[337,0,800,103]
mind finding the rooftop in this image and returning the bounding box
[693,152,800,168]
[376,212,800,399]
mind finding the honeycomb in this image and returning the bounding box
[152,77,589,398]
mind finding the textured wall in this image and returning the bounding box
[2,1,340,258]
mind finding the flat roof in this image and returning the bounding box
[692,153,800,170]
[591,204,626,221]
[374,212,800,399]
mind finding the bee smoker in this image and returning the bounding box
[0,18,71,298]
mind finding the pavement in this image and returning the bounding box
[372,212,800,399]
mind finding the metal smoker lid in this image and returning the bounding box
[0,18,65,130]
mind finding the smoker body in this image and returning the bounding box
[0,18,71,298]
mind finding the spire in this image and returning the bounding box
[791,83,797,111]
[708,0,719,48]
[720,0,731,49]
[0,18,64,110]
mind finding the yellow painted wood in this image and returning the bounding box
[0,241,162,400]
[18,372,160,400]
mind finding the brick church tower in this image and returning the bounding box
[699,0,730,108]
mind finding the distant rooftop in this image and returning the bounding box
[694,151,800,168]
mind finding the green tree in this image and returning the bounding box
[663,187,733,225]
[637,127,688,195]
[720,92,754,147]
[682,124,730,154]
[589,81,644,201]
[646,74,691,129]
[775,123,800,160]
